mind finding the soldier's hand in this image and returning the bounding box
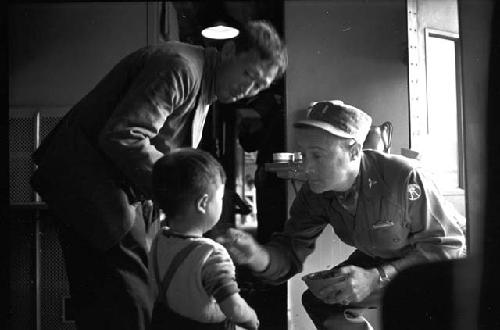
[216,228,269,272]
[319,266,379,305]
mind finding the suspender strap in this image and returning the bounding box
[151,237,162,289]
[157,241,200,304]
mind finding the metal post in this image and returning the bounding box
[33,111,41,330]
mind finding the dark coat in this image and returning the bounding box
[31,41,217,251]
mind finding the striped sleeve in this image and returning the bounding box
[201,247,239,302]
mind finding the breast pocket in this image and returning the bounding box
[370,200,407,250]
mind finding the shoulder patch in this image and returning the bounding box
[407,183,422,201]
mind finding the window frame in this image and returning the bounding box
[421,28,465,192]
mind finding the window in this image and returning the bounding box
[409,28,464,194]
[422,29,464,191]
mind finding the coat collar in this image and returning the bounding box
[201,47,218,106]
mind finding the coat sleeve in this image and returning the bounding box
[255,187,329,284]
[98,56,196,199]
[391,169,466,272]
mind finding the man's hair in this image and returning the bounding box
[233,20,288,78]
[152,148,226,218]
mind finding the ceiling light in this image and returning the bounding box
[201,24,239,40]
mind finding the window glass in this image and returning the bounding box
[423,34,461,190]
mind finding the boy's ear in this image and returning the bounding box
[196,194,209,214]
[220,40,236,61]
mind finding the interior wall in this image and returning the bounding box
[8,2,149,108]
[284,1,408,329]
[458,0,492,264]
[285,0,409,156]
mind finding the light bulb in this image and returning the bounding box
[201,25,239,40]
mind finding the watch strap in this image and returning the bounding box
[376,265,390,286]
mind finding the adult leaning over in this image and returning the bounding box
[30,20,287,330]
[218,100,466,329]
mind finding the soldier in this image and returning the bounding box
[219,100,465,329]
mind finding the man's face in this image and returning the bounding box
[216,48,279,104]
[296,128,354,193]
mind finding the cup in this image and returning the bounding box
[302,269,347,298]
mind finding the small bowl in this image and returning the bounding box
[302,269,347,298]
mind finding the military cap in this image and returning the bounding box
[294,100,372,144]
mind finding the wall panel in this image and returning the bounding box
[284,1,408,329]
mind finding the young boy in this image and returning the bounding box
[149,148,259,330]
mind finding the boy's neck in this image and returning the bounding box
[168,215,204,238]
[168,227,203,238]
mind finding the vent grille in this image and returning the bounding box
[40,220,74,329]
[9,110,64,204]
[9,117,35,153]
[8,216,36,330]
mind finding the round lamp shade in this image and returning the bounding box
[202,24,239,40]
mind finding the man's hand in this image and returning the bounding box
[318,266,379,305]
[216,228,270,272]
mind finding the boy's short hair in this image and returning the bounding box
[152,148,226,218]
[233,20,288,79]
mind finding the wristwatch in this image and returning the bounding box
[376,265,390,287]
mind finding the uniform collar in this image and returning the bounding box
[359,152,389,199]
[315,152,387,200]
[321,175,360,199]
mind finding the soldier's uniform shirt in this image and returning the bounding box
[257,150,466,283]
